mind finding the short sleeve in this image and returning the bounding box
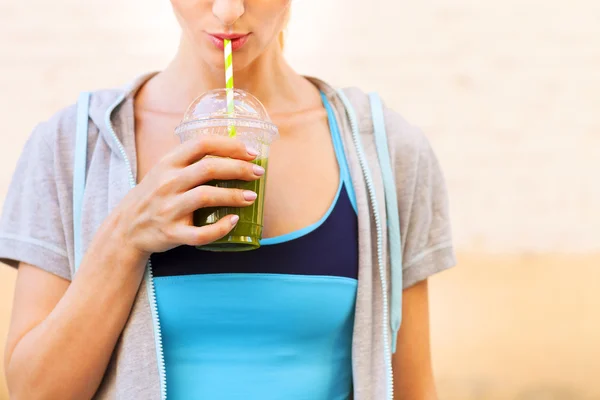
[387,114,456,289]
[0,123,71,280]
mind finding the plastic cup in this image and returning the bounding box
[175,88,279,251]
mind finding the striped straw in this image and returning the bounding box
[224,39,236,137]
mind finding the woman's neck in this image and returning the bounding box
[139,35,319,117]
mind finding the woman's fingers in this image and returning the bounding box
[166,135,257,167]
[177,156,264,191]
[172,185,257,218]
[174,215,240,247]
[130,135,264,253]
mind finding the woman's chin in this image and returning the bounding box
[202,50,253,74]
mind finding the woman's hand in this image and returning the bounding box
[113,135,263,258]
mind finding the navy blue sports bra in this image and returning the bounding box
[151,94,358,400]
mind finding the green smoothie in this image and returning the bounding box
[176,88,278,252]
[193,158,268,251]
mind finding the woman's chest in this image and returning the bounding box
[260,120,339,238]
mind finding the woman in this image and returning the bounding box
[1,1,455,399]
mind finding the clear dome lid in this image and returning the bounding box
[175,88,278,136]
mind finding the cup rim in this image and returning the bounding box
[175,118,279,139]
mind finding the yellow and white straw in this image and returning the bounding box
[224,39,236,137]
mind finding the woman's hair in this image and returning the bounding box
[278,8,290,49]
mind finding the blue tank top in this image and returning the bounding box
[152,94,359,400]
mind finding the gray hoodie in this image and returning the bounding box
[0,74,455,399]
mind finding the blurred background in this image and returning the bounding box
[0,0,598,399]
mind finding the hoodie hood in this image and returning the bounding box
[87,72,158,180]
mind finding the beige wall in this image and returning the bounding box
[1,0,599,399]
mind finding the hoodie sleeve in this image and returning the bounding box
[0,121,72,281]
[384,108,457,289]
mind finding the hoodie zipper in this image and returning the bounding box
[145,258,168,399]
[105,95,168,400]
[336,90,394,400]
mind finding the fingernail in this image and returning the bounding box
[243,190,258,201]
[247,147,259,157]
[253,164,265,176]
[230,215,240,226]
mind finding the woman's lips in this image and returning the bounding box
[207,33,250,51]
